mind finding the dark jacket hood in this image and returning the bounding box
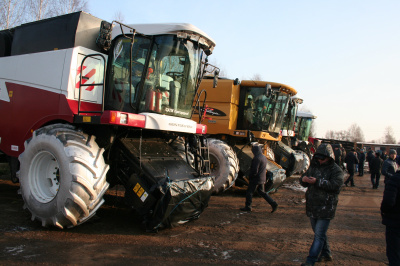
[315,143,335,161]
[252,144,262,156]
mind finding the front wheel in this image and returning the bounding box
[18,124,109,229]
[207,139,239,194]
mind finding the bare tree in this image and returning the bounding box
[0,0,26,29]
[205,57,227,77]
[337,130,350,141]
[50,0,88,16]
[326,124,364,142]
[28,0,53,21]
[113,10,125,23]
[250,73,263,81]
[325,130,336,139]
[383,126,396,144]
[348,123,365,142]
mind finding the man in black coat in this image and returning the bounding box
[367,148,374,172]
[358,149,366,176]
[370,152,383,189]
[240,143,278,213]
[300,143,344,266]
[333,145,342,167]
[381,156,400,265]
[344,148,359,187]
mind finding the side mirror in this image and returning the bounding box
[247,130,255,143]
[96,21,112,51]
[213,69,220,88]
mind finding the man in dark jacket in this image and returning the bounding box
[382,149,398,184]
[367,148,374,172]
[240,143,278,213]
[300,144,344,266]
[333,145,342,167]
[358,149,366,176]
[381,155,400,265]
[381,150,389,161]
[370,152,383,189]
[344,148,359,186]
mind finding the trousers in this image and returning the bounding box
[371,173,381,188]
[245,182,275,207]
[306,218,331,265]
[386,226,400,266]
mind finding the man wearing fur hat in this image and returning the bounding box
[382,149,398,183]
[300,144,344,266]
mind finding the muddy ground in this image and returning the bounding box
[0,165,388,265]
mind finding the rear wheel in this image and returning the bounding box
[18,124,109,229]
[207,139,239,194]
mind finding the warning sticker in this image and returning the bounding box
[140,192,148,202]
[133,183,148,202]
[133,183,140,193]
[137,187,144,197]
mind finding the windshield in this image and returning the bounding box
[105,35,207,119]
[241,87,289,133]
[296,117,313,141]
[283,101,299,132]
[140,35,206,118]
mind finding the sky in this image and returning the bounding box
[88,0,400,143]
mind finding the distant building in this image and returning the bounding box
[357,143,400,154]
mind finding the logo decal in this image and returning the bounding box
[233,131,246,136]
[193,107,227,117]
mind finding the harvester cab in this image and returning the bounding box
[235,81,309,177]
[295,111,317,141]
[281,96,304,140]
[0,12,216,231]
[292,110,318,157]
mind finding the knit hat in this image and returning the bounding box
[389,149,397,155]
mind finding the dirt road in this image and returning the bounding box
[0,168,388,265]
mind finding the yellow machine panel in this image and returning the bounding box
[197,78,240,105]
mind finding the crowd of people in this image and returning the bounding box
[239,142,399,265]
[299,144,400,266]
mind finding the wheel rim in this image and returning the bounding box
[265,146,275,161]
[29,150,60,203]
[209,153,220,176]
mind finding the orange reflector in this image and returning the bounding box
[110,112,117,123]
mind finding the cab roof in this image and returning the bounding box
[297,111,317,119]
[240,80,297,96]
[112,23,216,50]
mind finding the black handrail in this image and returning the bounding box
[78,53,107,114]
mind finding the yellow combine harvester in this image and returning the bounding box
[193,77,309,193]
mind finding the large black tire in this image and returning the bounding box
[297,150,311,175]
[18,124,109,229]
[207,139,239,194]
[170,137,194,164]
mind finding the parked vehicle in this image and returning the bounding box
[0,12,217,231]
[192,78,308,193]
